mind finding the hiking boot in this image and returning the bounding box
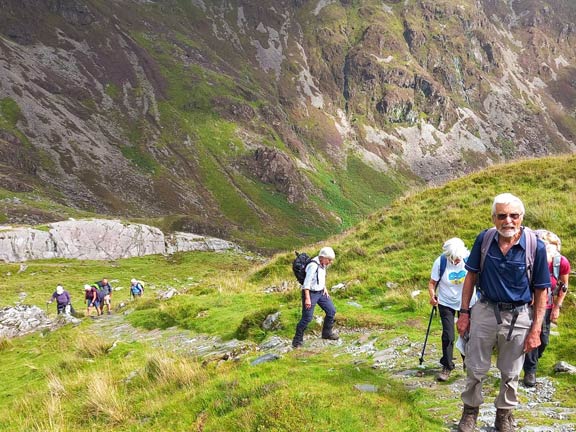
[495,408,514,431]
[523,372,536,387]
[321,331,339,340]
[457,404,479,432]
[437,367,451,382]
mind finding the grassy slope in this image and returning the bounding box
[1,155,576,430]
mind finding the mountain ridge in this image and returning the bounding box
[1,0,575,251]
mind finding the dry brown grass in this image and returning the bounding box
[74,334,113,358]
[85,371,129,424]
[145,351,205,388]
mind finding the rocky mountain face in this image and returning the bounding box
[0,0,575,249]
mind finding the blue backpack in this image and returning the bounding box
[131,283,143,295]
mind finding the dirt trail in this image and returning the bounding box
[88,312,576,432]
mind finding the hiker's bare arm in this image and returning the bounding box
[524,288,546,352]
[428,279,438,305]
[457,272,476,336]
[552,273,569,322]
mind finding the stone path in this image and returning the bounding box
[88,311,576,432]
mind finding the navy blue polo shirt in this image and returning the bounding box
[465,228,550,304]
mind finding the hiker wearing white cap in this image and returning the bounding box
[292,246,338,348]
[47,285,71,315]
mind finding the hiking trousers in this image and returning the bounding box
[461,300,532,409]
[438,304,457,370]
[293,290,336,343]
[523,308,552,374]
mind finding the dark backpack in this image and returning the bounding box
[292,252,319,285]
[292,252,312,285]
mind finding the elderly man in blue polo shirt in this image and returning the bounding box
[456,193,550,432]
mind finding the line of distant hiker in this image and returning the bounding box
[47,278,144,317]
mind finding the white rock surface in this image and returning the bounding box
[0,219,238,262]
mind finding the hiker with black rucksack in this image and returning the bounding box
[427,237,471,382]
[291,246,339,348]
[522,229,571,387]
[130,278,144,299]
[456,193,551,432]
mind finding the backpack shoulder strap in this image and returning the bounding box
[436,254,447,289]
[524,227,537,285]
[310,259,320,284]
[480,228,498,273]
[553,255,561,280]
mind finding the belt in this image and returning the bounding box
[479,298,528,341]
[479,298,528,312]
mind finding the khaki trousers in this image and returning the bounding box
[461,300,533,409]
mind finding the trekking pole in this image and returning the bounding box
[419,305,437,365]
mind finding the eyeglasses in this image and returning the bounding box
[495,213,521,221]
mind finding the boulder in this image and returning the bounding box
[0,219,238,262]
[0,305,52,338]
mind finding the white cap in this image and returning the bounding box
[131,278,137,284]
[84,284,91,290]
[56,285,64,294]
[318,246,335,260]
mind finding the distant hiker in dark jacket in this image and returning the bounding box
[96,278,113,315]
[47,285,71,314]
[130,278,144,299]
[292,246,339,348]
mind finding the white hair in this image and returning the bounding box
[535,229,561,253]
[442,237,469,261]
[318,246,335,260]
[492,193,525,216]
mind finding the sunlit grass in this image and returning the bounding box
[1,156,576,430]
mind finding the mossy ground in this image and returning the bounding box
[1,156,576,430]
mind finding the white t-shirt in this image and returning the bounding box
[430,255,468,310]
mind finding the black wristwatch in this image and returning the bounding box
[459,308,471,315]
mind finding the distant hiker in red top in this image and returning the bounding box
[84,284,99,317]
[522,230,571,388]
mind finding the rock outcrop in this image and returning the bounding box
[0,219,238,262]
[0,305,53,338]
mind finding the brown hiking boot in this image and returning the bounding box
[457,404,479,432]
[321,331,339,340]
[495,408,514,431]
[437,367,451,382]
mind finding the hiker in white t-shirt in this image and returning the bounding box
[428,237,470,382]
